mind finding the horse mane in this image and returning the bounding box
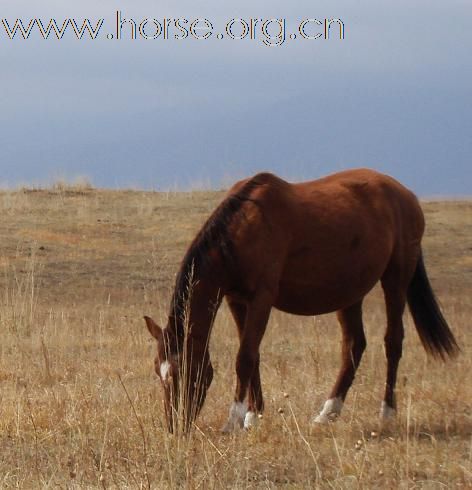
[169,173,276,334]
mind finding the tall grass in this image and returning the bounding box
[1,247,40,337]
[0,188,469,487]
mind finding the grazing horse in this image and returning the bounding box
[144,168,459,432]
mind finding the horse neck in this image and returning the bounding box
[187,273,223,352]
[170,267,224,358]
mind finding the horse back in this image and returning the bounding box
[225,169,424,313]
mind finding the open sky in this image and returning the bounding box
[1,0,471,194]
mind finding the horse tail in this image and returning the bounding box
[407,251,459,360]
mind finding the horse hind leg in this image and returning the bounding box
[380,282,407,421]
[314,301,366,423]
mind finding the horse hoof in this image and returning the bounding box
[313,414,329,424]
[221,401,247,433]
[243,411,257,429]
[221,423,235,434]
[380,401,396,421]
[221,418,240,433]
[313,398,343,424]
[313,412,338,424]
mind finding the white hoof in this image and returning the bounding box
[380,401,396,420]
[313,413,333,424]
[244,411,257,429]
[221,401,247,433]
[313,397,343,424]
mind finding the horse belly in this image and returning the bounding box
[274,256,387,315]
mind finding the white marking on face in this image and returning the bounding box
[313,397,343,424]
[380,401,396,420]
[160,361,171,382]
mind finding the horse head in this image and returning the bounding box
[144,315,213,432]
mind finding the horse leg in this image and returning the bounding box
[227,299,264,416]
[380,284,406,420]
[314,301,366,423]
[222,294,272,432]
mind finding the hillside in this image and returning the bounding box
[0,186,470,488]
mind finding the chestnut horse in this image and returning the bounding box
[145,168,458,432]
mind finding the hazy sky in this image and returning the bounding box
[1,0,471,194]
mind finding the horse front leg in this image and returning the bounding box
[226,298,265,416]
[314,301,366,423]
[222,294,272,433]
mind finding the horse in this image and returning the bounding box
[144,168,459,433]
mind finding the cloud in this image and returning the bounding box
[0,0,471,193]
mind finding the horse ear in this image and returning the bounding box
[144,316,162,340]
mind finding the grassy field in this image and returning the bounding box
[0,183,470,488]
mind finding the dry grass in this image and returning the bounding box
[0,185,470,488]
